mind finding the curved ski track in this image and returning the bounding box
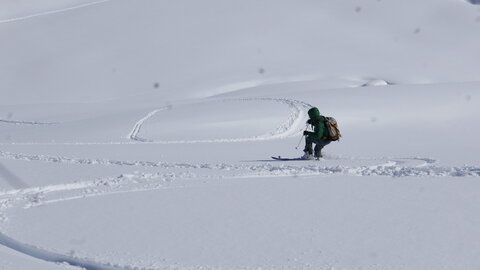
[0,97,310,146]
[128,98,313,143]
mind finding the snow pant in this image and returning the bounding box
[304,136,331,158]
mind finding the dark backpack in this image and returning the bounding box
[323,117,341,141]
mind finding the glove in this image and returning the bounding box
[303,130,310,136]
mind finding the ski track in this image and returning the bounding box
[1,150,479,181]
[0,97,310,146]
[0,172,203,270]
[128,98,312,143]
[127,108,168,142]
[0,226,227,270]
[0,231,122,270]
[0,0,115,24]
[1,149,479,214]
[0,119,58,125]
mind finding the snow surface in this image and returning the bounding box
[1,0,480,269]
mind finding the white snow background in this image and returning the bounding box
[1,0,480,269]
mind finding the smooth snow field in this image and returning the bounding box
[1,1,480,270]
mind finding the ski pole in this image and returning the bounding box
[295,124,308,149]
[295,122,308,149]
[295,135,304,150]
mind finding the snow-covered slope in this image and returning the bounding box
[1,1,480,270]
[2,0,480,105]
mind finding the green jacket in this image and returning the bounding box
[305,107,329,139]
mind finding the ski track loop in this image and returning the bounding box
[128,98,312,143]
[0,0,115,24]
[0,98,310,145]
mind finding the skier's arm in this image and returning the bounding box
[304,121,324,137]
[304,119,313,135]
[312,122,324,138]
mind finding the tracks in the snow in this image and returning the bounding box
[0,119,58,125]
[0,231,123,270]
[1,91,479,213]
[2,148,479,215]
[0,97,312,146]
[127,108,168,142]
[1,93,479,270]
[0,150,479,270]
[1,149,479,182]
[0,96,313,269]
[0,153,479,268]
[128,98,312,143]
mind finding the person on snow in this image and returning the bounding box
[302,107,331,160]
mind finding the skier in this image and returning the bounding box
[302,107,331,160]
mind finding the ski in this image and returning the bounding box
[271,156,309,161]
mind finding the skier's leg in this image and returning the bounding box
[303,136,313,155]
[314,139,331,158]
